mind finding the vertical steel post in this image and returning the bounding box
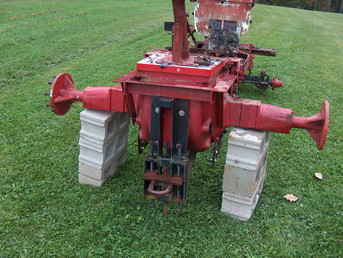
[172,0,190,64]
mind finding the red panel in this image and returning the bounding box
[110,87,126,112]
[82,87,111,111]
[223,98,260,128]
[223,96,242,127]
[81,86,126,113]
[239,99,259,128]
[127,83,213,103]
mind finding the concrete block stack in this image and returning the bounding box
[78,109,129,187]
[221,128,270,221]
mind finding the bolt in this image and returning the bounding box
[48,80,53,85]
[155,107,160,114]
[178,110,185,117]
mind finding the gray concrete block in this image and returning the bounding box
[227,128,269,170]
[80,109,115,140]
[79,132,128,168]
[79,173,105,187]
[79,158,117,181]
[221,127,269,220]
[107,112,130,137]
[221,163,267,221]
[221,192,259,221]
[78,109,129,187]
[223,153,267,197]
[80,110,129,141]
[228,128,270,152]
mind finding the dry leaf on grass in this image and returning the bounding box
[283,194,298,202]
[314,172,323,180]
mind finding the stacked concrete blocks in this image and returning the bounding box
[78,109,129,187]
[221,128,270,221]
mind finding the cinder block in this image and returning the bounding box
[78,109,129,187]
[79,157,119,181]
[80,109,115,140]
[223,153,267,197]
[78,140,128,180]
[221,127,270,220]
[221,192,259,221]
[221,162,267,221]
[79,174,105,187]
[107,112,130,137]
[79,132,128,167]
[80,110,129,141]
[227,128,269,170]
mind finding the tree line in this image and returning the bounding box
[257,0,343,13]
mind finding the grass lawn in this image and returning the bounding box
[0,0,342,257]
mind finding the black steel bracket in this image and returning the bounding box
[144,97,190,205]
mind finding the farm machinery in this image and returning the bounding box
[47,0,329,214]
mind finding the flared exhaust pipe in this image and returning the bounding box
[48,73,126,115]
[224,98,330,150]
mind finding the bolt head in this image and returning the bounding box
[178,110,185,117]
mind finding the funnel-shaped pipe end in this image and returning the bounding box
[293,100,330,150]
[49,73,78,115]
[309,100,329,150]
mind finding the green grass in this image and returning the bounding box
[0,1,342,257]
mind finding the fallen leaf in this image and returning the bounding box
[283,194,298,202]
[314,172,323,180]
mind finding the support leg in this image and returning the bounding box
[221,128,270,221]
[78,109,129,187]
